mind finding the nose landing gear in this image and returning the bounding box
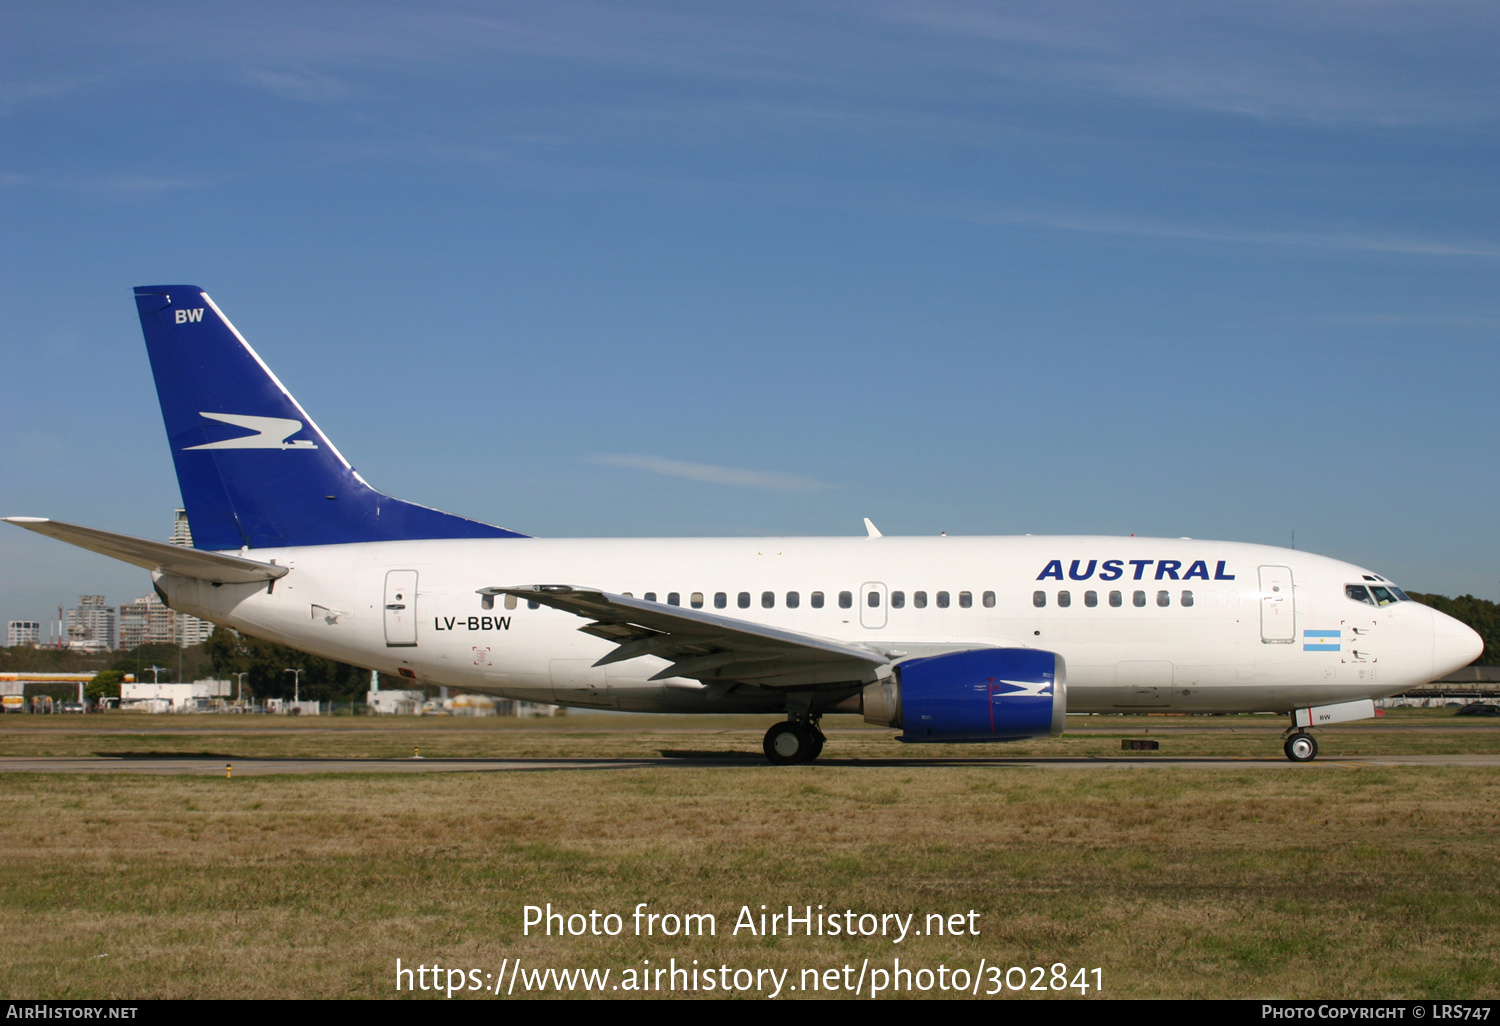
[1283,730,1318,762]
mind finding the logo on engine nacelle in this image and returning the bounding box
[990,678,1053,698]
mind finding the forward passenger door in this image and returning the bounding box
[1258,565,1295,644]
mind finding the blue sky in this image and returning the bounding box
[3,1,1498,631]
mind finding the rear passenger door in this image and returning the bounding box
[384,570,419,647]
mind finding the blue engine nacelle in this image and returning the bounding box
[862,648,1066,742]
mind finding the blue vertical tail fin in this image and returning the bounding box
[134,285,526,550]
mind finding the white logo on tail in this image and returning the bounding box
[174,308,205,324]
[184,413,319,451]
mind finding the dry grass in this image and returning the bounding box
[0,755,1497,999]
[2,708,1498,761]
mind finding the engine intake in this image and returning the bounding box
[863,648,1066,742]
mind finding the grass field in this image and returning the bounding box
[1,710,1497,1000]
[3,707,1500,760]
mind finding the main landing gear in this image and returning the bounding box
[1283,730,1319,763]
[763,717,825,765]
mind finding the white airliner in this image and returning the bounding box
[5,286,1483,763]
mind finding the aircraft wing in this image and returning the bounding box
[3,517,289,584]
[483,585,889,688]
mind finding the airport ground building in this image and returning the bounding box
[121,679,233,712]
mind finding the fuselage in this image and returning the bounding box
[155,534,1482,716]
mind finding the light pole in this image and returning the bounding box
[233,672,249,705]
[147,665,166,684]
[285,667,303,705]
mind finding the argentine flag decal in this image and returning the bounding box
[1303,629,1341,652]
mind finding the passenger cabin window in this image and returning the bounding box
[1157,590,1170,608]
[690,592,703,608]
[937,591,950,608]
[738,592,751,609]
[982,591,995,608]
[811,591,825,608]
[891,591,905,609]
[1181,590,1194,607]
[959,591,972,608]
[762,591,775,609]
[1057,590,1071,608]
[528,600,539,610]
[867,591,881,607]
[839,591,853,609]
[644,592,657,602]
[914,591,928,608]
[1109,591,1122,607]
[786,591,800,608]
[505,594,518,610]
[1133,591,1146,608]
[667,592,680,606]
[1084,591,1098,608]
[714,592,727,609]
[1033,591,1046,608]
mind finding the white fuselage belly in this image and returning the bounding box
[155,535,1450,715]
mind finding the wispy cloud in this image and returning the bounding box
[964,207,1500,259]
[242,68,354,104]
[1313,313,1500,330]
[588,454,829,491]
[0,172,233,194]
[0,73,107,118]
[881,0,1500,127]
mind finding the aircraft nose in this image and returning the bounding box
[1432,608,1484,679]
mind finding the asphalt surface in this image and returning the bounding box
[2,753,1498,775]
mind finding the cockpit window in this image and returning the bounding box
[1346,585,1375,605]
[1390,587,1411,602]
[1370,586,1399,606]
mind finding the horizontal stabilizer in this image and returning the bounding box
[3,517,289,584]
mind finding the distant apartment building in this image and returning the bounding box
[119,593,215,650]
[169,508,194,548]
[175,612,215,647]
[167,508,214,647]
[6,621,41,647]
[118,594,177,649]
[65,596,116,652]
